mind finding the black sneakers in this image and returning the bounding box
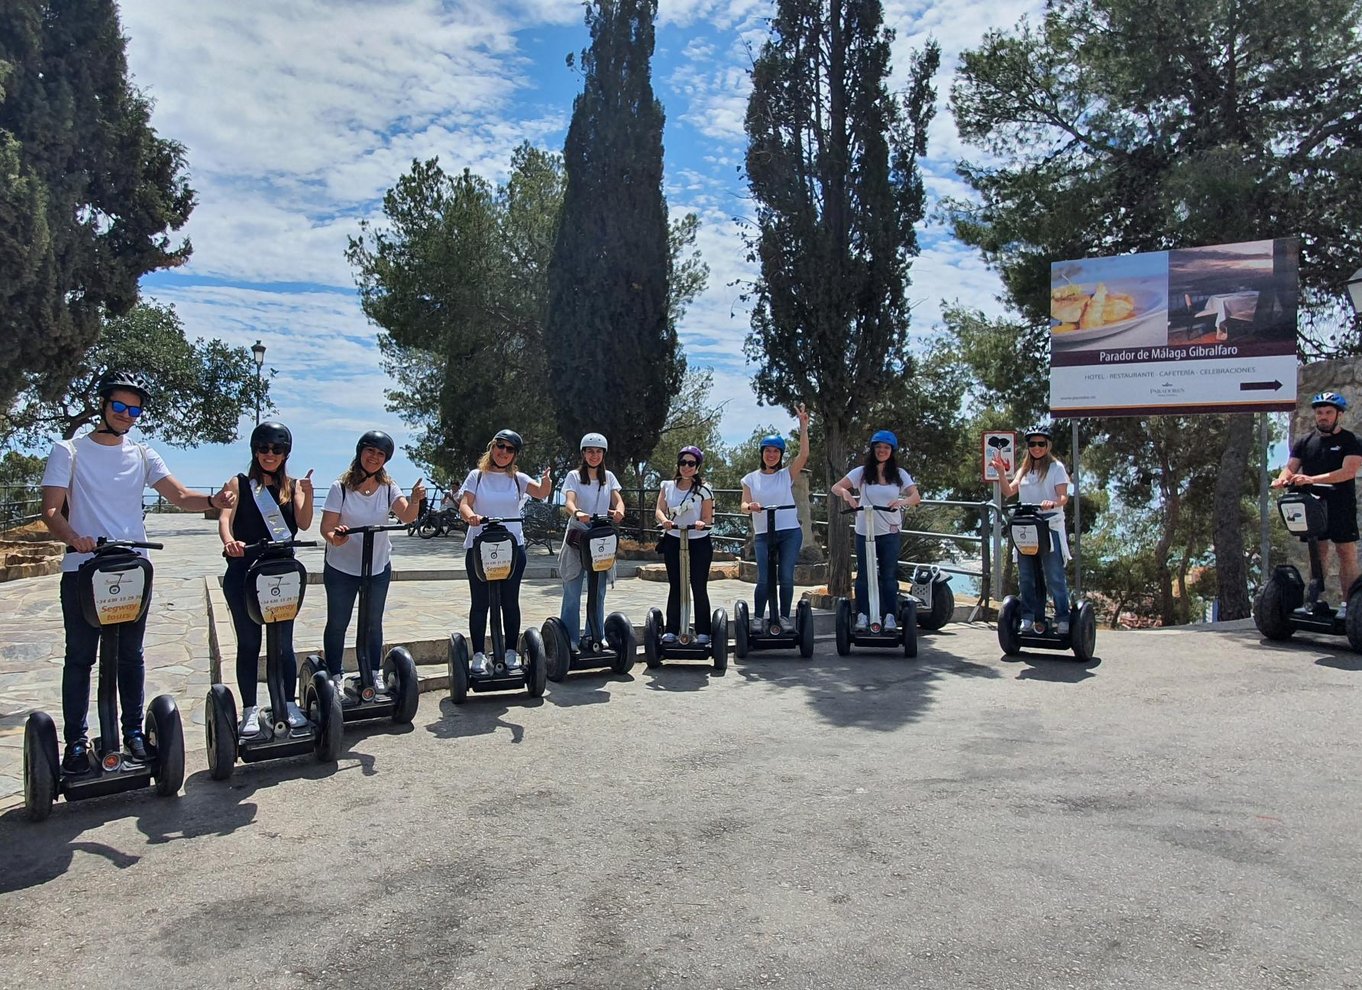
[62,738,92,774]
[124,730,150,762]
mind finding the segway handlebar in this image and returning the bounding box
[749,503,796,513]
[68,537,166,553]
[224,536,320,558]
[839,503,902,516]
[475,516,523,526]
[656,523,708,532]
[338,522,411,535]
[1009,502,1059,521]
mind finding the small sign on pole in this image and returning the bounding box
[982,431,1018,483]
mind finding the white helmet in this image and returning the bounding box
[580,432,608,451]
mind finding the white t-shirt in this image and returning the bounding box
[845,466,915,536]
[462,470,532,547]
[661,480,712,540]
[323,479,404,576]
[563,470,621,519]
[742,468,799,534]
[1017,460,1071,558]
[42,434,171,572]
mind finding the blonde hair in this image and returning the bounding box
[341,459,392,490]
[475,442,518,476]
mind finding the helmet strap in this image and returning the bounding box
[94,403,128,437]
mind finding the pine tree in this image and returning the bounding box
[545,0,678,476]
[743,0,939,596]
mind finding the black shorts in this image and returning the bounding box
[1323,495,1359,544]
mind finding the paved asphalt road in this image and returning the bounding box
[0,619,1358,989]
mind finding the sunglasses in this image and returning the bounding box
[492,442,517,453]
[254,443,289,455]
[677,460,698,468]
[109,400,143,418]
[1027,441,1050,449]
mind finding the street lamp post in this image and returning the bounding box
[251,340,267,425]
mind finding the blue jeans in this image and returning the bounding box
[323,562,392,677]
[855,531,901,620]
[561,569,608,648]
[754,527,803,619]
[60,572,149,744]
[1017,531,1070,622]
[223,559,297,707]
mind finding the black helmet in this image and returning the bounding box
[96,369,152,405]
[356,430,395,461]
[250,421,292,453]
[492,429,523,453]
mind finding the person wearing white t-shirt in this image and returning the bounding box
[654,445,715,643]
[40,370,237,774]
[990,425,1072,635]
[459,429,554,674]
[830,430,921,632]
[319,431,424,700]
[559,432,625,650]
[740,404,811,631]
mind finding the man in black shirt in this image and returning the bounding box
[1274,391,1362,607]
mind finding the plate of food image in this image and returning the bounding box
[1050,282,1167,347]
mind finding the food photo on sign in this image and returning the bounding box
[1050,250,1170,352]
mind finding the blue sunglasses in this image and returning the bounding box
[109,400,143,418]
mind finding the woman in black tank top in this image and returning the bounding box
[216,422,314,737]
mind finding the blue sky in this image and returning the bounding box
[114,0,1040,490]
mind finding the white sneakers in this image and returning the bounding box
[696,634,711,646]
[1019,619,1035,633]
[1056,620,1070,636]
[504,649,522,672]
[371,672,388,697]
[778,617,795,634]
[285,701,308,728]
[471,652,489,674]
[883,614,897,630]
[240,705,261,737]
[855,614,869,632]
[662,633,679,644]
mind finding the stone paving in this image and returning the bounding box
[0,514,828,801]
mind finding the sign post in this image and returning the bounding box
[982,431,1017,597]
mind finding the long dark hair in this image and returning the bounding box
[577,452,608,488]
[246,454,294,502]
[859,447,901,487]
[673,465,706,491]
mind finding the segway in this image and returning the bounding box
[23,539,185,821]
[447,517,548,703]
[1254,483,1362,649]
[644,525,729,672]
[543,514,637,680]
[204,537,344,780]
[299,523,420,726]
[907,564,955,631]
[834,501,917,658]
[996,504,1097,661]
[733,505,814,659]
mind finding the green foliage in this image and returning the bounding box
[2,303,268,448]
[545,0,682,476]
[0,0,194,412]
[742,0,939,594]
[639,367,726,486]
[0,450,44,488]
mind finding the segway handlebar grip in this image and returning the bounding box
[78,538,165,553]
[342,523,410,535]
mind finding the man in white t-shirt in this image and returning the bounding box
[40,370,236,774]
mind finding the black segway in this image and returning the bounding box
[907,563,955,631]
[1254,484,1362,649]
[733,505,814,659]
[996,504,1097,661]
[543,514,637,679]
[447,517,548,703]
[299,523,420,726]
[23,539,185,821]
[644,525,729,672]
[205,537,344,780]
[834,502,917,658]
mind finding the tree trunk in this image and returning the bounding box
[826,419,852,597]
[1156,489,1180,626]
[1212,413,1254,619]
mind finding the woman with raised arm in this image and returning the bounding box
[990,425,1071,635]
[740,404,811,632]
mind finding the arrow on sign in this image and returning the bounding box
[1239,380,1283,392]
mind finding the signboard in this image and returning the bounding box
[982,431,1017,483]
[1049,237,1298,417]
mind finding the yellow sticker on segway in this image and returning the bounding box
[1012,521,1042,556]
[91,568,147,625]
[480,538,514,582]
[258,571,302,623]
[589,532,618,572]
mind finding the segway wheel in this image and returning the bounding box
[23,711,59,822]
[919,581,955,631]
[448,633,470,705]
[521,629,548,698]
[206,684,238,781]
[835,598,852,656]
[1071,601,1098,662]
[998,596,1022,656]
[796,600,814,658]
[605,612,636,675]
[300,654,323,683]
[711,608,729,673]
[898,599,918,658]
[385,647,421,724]
[1252,575,1295,641]
[644,607,664,668]
[542,618,573,682]
[314,673,344,763]
[1347,589,1362,653]
[734,601,750,659]
[146,694,185,797]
